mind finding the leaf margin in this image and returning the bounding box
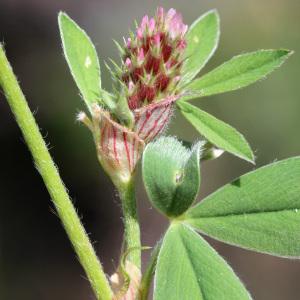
[181,48,293,101]
[58,11,102,112]
[177,100,255,163]
[183,156,300,258]
[180,9,220,86]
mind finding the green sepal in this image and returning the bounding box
[114,88,134,128]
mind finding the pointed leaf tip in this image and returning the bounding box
[180,9,220,86]
[177,101,255,163]
[58,11,72,26]
[182,48,293,101]
[58,12,102,112]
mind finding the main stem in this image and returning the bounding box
[118,177,141,269]
[0,45,113,300]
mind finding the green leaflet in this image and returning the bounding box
[185,157,300,258]
[154,223,251,300]
[177,101,254,163]
[142,137,202,217]
[58,12,102,112]
[182,49,292,101]
[180,10,220,86]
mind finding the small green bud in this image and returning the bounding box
[142,137,203,217]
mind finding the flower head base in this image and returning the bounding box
[133,95,179,143]
[91,105,145,184]
[86,94,180,185]
[121,7,187,110]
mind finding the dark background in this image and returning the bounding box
[0,1,299,299]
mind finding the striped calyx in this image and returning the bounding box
[86,95,180,185]
[92,105,144,184]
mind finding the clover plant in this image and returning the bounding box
[0,6,298,300]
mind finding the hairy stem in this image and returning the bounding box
[0,44,113,300]
[118,178,141,269]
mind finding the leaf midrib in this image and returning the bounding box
[179,103,252,160]
[190,54,285,92]
[187,207,300,220]
[178,227,206,300]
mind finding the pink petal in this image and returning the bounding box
[137,48,145,63]
[126,37,131,48]
[168,12,184,39]
[128,81,135,93]
[178,39,187,50]
[156,7,164,20]
[174,75,181,83]
[141,15,149,31]
[166,8,177,20]
[137,28,143,39]
[125,58,132,68]
[181,24,188,36]
[153,33,161,46]
[149,17,156,33]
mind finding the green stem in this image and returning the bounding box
[118,177,141,269]
[0,44,113,300]
[139,241,161,300]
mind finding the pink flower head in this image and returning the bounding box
[123,7,188,110]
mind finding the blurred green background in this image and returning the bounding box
[0,0,299,299]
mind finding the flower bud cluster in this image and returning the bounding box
[81,7,188,186]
